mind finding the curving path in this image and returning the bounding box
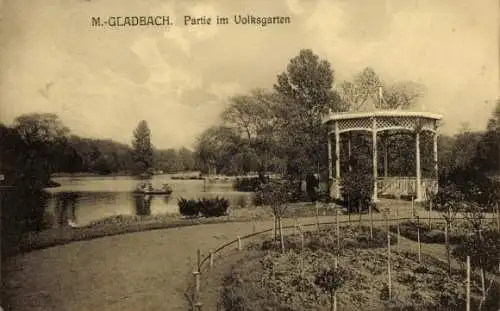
[3,216,337,311]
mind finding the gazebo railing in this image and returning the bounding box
[377,177,437,199]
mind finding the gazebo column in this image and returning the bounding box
[372,118,378,202]
[327,132,332,180]
[334,121,341,199]
[347,135,352,172]
[433,131,438,192]
[415,131,422,201]
[382,133,389,177]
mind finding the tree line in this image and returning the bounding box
[0,114,197,187]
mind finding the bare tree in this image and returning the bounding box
[258,179,294,253]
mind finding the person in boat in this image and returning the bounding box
[136,182,147,192]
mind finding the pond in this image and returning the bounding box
[43,175,254,228]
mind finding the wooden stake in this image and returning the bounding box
[496,202,499,233]
[237,236,242,251]
[315,202,320,232]
[444,222,451,276]
[273,215,277,241]
[369,203,373,240]
[336,210,340,254]
[396,208,400,253]
[411,197,415,220]
[252,220,256,233]
[447,206,452,230]
[387,232,392,300]
[193,270,200,298]
[294,218,297,235]
[428,200,432,229]
[279,217,285,254]
[480,267,486,303]
[333,257,338,311]
[197,249,201,272]
[300,228,304,252]
[416,216,421,263]
[209,251,214,271]
[466,256,470,311]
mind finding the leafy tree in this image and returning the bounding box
[13,113,69,145]
[340,135,374,213]
[194,125,242,175]
[221,89,281,175]
[178,147,195,171]
[155,148,183,172]
[131,120,154,175]
[273,49,343,181]
[475,100,500,174]
[11,113,71,185]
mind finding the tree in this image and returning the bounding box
[13,113,69,145]
[178,147,195,171]
[257,180,294,253]
[475,100,500,174]
[338,68,425,111]
[338,67,382,111]
[382,81,426,110]
[221,89,282,175]
[221,89,277,141]
[273,49,343,180]
[131,120,154,175]
[194,125,242,175]
[11,113,71,186]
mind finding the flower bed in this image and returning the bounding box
[256,225,396,253]
[219,229,495,311]
[389,220,466,244]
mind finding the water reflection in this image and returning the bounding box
[133,194,152,216]
[55,192,78,227]
[43,176,254,228]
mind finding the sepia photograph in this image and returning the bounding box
[0,0,499,310]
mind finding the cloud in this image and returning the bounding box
[285,0,305,15]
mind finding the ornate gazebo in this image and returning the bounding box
[322,110,442,202]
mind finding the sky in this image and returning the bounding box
[0,0,498,149]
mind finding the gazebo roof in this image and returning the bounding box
[322,109,443,124]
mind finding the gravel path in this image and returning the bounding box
[3,216,335,311]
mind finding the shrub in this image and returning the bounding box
[198,197,229,217]
[178,198,199,217]
[233,177,261,192]
[452,228,500,273]
[178,197,230,218]
[428,184,464,213]
[340,170,373,213]
[305,174,319,203]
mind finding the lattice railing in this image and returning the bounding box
[335,116,437,133]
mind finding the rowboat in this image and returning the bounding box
[133,183,173,195]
